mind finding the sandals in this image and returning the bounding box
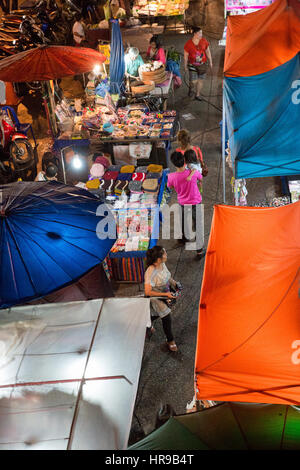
[167,341,178,352]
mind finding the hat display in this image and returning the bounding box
[89,163,105,178]
[103,170,119,180]
[108,165,122,172]
[132,172,146,182]
[128,180,142,193]
[118,173,132,181]
[147,164,163,173]
[142,178,158,193]
[146,172,161,179]
[135,166,148,173]
[86,178,100,189]
[94,156,110,168]
[120,165,135,173]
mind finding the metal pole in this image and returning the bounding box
[222,83,226,204]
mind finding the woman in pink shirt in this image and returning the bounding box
[146,35,166,65]
[167,151,205,259]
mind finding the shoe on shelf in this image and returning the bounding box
[167,341,178,352]
[194,95,202,102]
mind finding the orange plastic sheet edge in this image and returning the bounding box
[224,0,300,77]
[195,202,300,405]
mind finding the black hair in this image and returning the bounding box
[46,164,58,178]
[74,12,82,22]
[146,245,165,268]
[170,151,185,168]
[150,35,161,49]
[192,27,202,35]
[184,149,198,164]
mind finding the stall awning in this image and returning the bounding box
[0,298,150,450]
[224,53,300,179]
[195,202,300,405]
[224,0,300,77]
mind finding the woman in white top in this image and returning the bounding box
[144,246,179,352]
[72,14,86,46]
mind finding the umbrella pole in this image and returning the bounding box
[45,80,58,138]
[42,83,55,140]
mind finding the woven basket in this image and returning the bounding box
[141,66,166,84]
[131,80,155,95]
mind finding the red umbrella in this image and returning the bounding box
[0,45,107,82]
[0,45,107,137]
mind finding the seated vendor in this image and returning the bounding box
[109,0,126,19]
[146,36,166,65]
[124,47,144,80]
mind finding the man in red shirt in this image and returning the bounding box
[184,27,213,101]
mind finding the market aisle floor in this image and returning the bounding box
[119,29,282,445]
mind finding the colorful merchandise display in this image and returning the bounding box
[133,0,189,17]
[56,96,177,142]
[94,166,169,283]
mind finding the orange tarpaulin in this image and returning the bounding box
[0,46,106,82]
[224,0,300,77]
[195,202,300,405]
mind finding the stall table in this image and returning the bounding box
[107,169,169,283]
[150,72,174,110]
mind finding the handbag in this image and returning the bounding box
[193,146,208,177]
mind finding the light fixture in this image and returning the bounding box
[72,155,83,170]
[93,64,101,76]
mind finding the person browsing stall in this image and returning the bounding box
[168,151,205,258]
[144,246,180,352]
[184,27,212,100]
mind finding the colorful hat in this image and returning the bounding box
[118,173,132,181]
[89,163,105,178]
[135,166,148,173]
[129,180,142,192]
[120,165,135,173]
[146,172,161,179]
[86,178,100,189]
[103,170,119,180]
[147,164,163,173]
[132,172,146,182]
[94,156,110,168]
[142,178,158,193]
[108,165,122,172]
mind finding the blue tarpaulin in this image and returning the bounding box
[109,19,125,95]
[0,181,116,309]
[224,53,300,179]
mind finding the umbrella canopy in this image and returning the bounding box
[0,181,116,309]
[109,19,125,94]
[0,45,106,82]
[129,402,300,450]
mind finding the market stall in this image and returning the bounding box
[106,167,169,283]
[54,98,178,175]
[133,0,189,18]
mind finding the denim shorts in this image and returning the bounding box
[188,64,207,81]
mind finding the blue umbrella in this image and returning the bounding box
[109,19,125,95]
[0,181,116,309]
